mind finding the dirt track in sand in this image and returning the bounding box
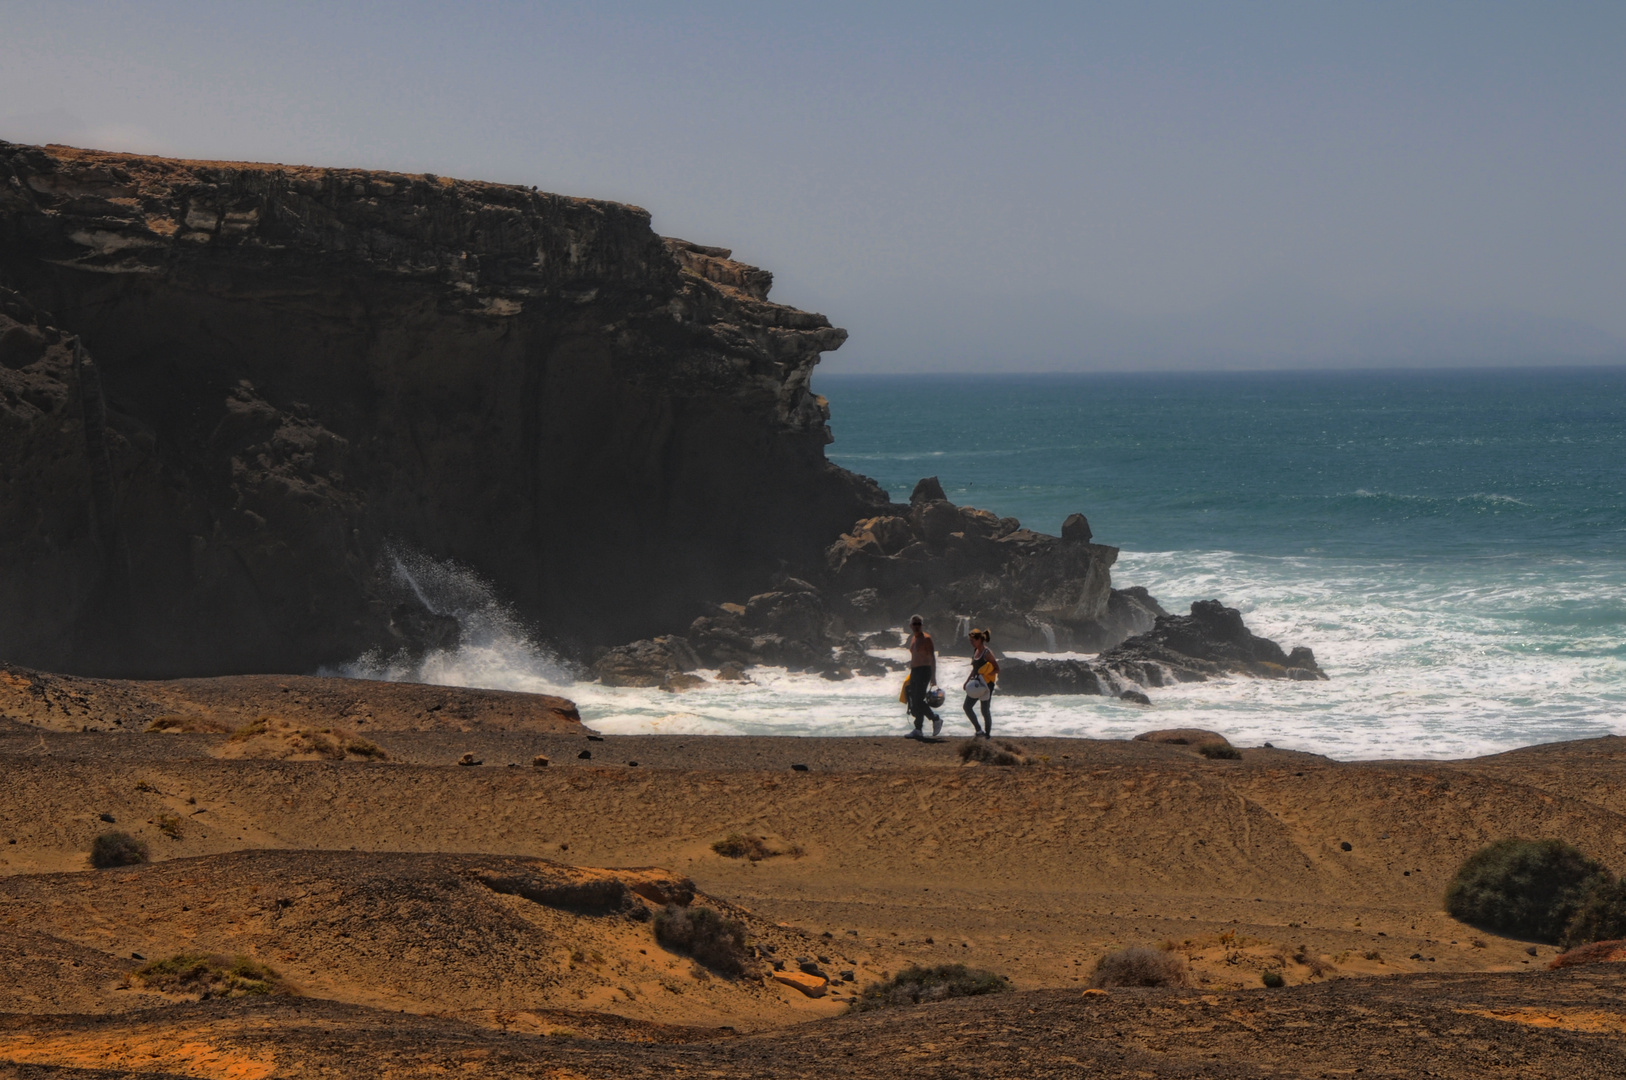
[4,968,1626,1079]
[2,707,1625,1076]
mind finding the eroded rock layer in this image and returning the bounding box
[0,142,887,675]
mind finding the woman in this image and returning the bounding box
[962,628,999,737]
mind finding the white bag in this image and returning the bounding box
[963,674,991,701]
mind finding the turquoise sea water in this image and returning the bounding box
[350,368,1626,760]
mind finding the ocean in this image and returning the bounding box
[347,367,1626,761]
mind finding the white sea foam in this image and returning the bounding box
[336,548,1626,761]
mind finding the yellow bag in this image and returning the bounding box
[898,678,910,704]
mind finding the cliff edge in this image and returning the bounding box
[0,142,887,676]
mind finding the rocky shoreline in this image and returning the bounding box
[592,475,1325,697]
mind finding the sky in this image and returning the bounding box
[3,2,1623,373]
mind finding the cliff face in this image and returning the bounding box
[0,142,886,676]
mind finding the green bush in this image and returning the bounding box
[1560,877,1626,950]
[90,831,149,868]
[849,964,1008,1011]
[1261,970,1285,988]
[654,905,753,976]
[1089,946,1189,988]
[1444,838,1609,943]
[132,953,290,997]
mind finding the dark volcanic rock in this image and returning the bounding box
[1102,600,1328,682]
[591,636,703,688]
[0,143,888,675]
[994,600,1326,696]
[822,482,1143,651]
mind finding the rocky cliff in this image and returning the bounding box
[0,142,887,676]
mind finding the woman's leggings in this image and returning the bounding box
[963,688,992,731]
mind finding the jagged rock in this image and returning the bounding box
[997,658,1107,696]
[910,476,947,504]
[593,636,702,687]
[0,142,889,676]
[659,672,706,692]
[1100,600,1328,682]
[822,480,1126,651]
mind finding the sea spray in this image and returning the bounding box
[335,546,575,693]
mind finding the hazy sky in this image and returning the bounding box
[4,2,1623,372]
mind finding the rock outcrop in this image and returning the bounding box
[0,143,887,676]
[822,477,1149,651]
[590,480,1179,684]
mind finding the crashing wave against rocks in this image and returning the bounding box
[593,476,1325,694]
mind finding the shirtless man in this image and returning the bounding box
[905,614,942,739]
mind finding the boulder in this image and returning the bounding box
[1134,729,1229,746]
[1061,513,1093,543]
[593,636,701,687]
[772,969,829,997]
[744,589,830,645]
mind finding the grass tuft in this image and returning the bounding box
[90,831,148,868]
[654,905,754,976]
[849,963,1008,1011]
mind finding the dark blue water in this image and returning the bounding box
[818,368,1626,562]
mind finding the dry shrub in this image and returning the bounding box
[90,831,148,868]
[146,715,230,733]
[1445,838,1609,943]
[218,717,388,761]
[654,905,753,976]
[1548,939,1626,969]
[130,953,292,998]
[849,964,1008,1011]
[958,740,1029,767]
[711,834,802,861]
[1197,742,1241,760]
[154,814,182,839]
[1292,948,1335,978]
[1089,946,1190,989]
